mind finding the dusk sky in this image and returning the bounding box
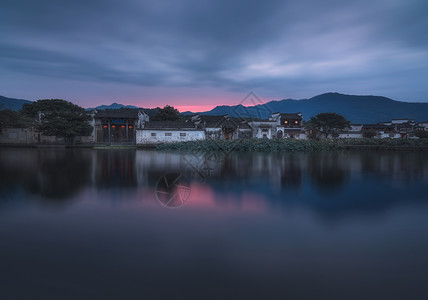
[1,0,427,111]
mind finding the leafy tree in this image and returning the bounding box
[0,109,32,129]
[415,130,428,139]
[152,105,180,121]
[362,129,379,139]
[306,113,351,138]
[22,99,92,144]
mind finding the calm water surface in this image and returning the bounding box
[1,148,428,299]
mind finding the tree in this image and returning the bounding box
[152,105,180,121]
[0,109,32,129]
[306,113,351,138]
[415,130,428,139]
[22,99,93,144]
[362,129,379,139]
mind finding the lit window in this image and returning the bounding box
[284,121,288,124]
[151,133,156,137]
[165,132,172,136]
[111,125,116,129]
[103,125,108,129]
[128,126,133,129]
[294,121,298,124]
[121,125,125,128]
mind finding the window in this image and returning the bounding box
[284,121,288,124]
[151,133,156,137]
[294,121,298,124]
[165,132,172,136]
[180,133,186,136]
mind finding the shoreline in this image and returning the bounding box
[1,139,428,151]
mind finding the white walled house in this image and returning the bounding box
[136,121,205,144]
[338,125,363,139]
[391,118,415,125]
[271,112,307,139]
[191,114,252,140]
[247,121,276,139]
[247,112,307,139]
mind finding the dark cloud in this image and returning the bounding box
[0,0,427,104]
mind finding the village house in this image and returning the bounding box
[93,109,148,144]
[247,112,306,139]
[416,122,428,131]
[362,124,399,138]
[136,121,205,144]
[338,124,363,139]
[190,114,252,140]
[246,119,276,139]
[271,112,306,139]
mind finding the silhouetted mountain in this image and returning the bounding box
[87,104,160,119]
[86,102,140,110]
[181,111,195,115]
[0,96,32,111]
[190,93,428,123]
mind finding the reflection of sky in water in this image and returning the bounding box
[1,149,428,299]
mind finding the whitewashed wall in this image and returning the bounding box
[379,133,401,139]
[136,130,205,144]
[255,127,273,139]
[205,128,222,139]
[338,133,363,139]
[283,130,307,140]
[248,121,276,138]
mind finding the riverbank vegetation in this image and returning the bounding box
[156,138,428,152]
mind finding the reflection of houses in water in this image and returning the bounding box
[92,150,138,188]
[2,149,428,214]
[134,151,224,186]
[239,153,305,190]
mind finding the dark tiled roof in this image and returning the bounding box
[258,124,274,128]
[143,121,202,130]
[363,124,394,129]
[198,115,227,127]
[95,109,141,118]
[237,122,252,130]
[192,114,251,129]
[280,113,302,119]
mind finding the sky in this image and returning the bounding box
[1,0,427,111]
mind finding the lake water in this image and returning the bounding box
[1,148,428,299]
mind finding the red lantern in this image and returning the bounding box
[103,125,107,129]
[121,125,125,128]
[111,125,116,129]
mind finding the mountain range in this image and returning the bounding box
[85,102,140,110]
[184,93,428,123]
[1,93,428,123]
[0,96,32,111]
